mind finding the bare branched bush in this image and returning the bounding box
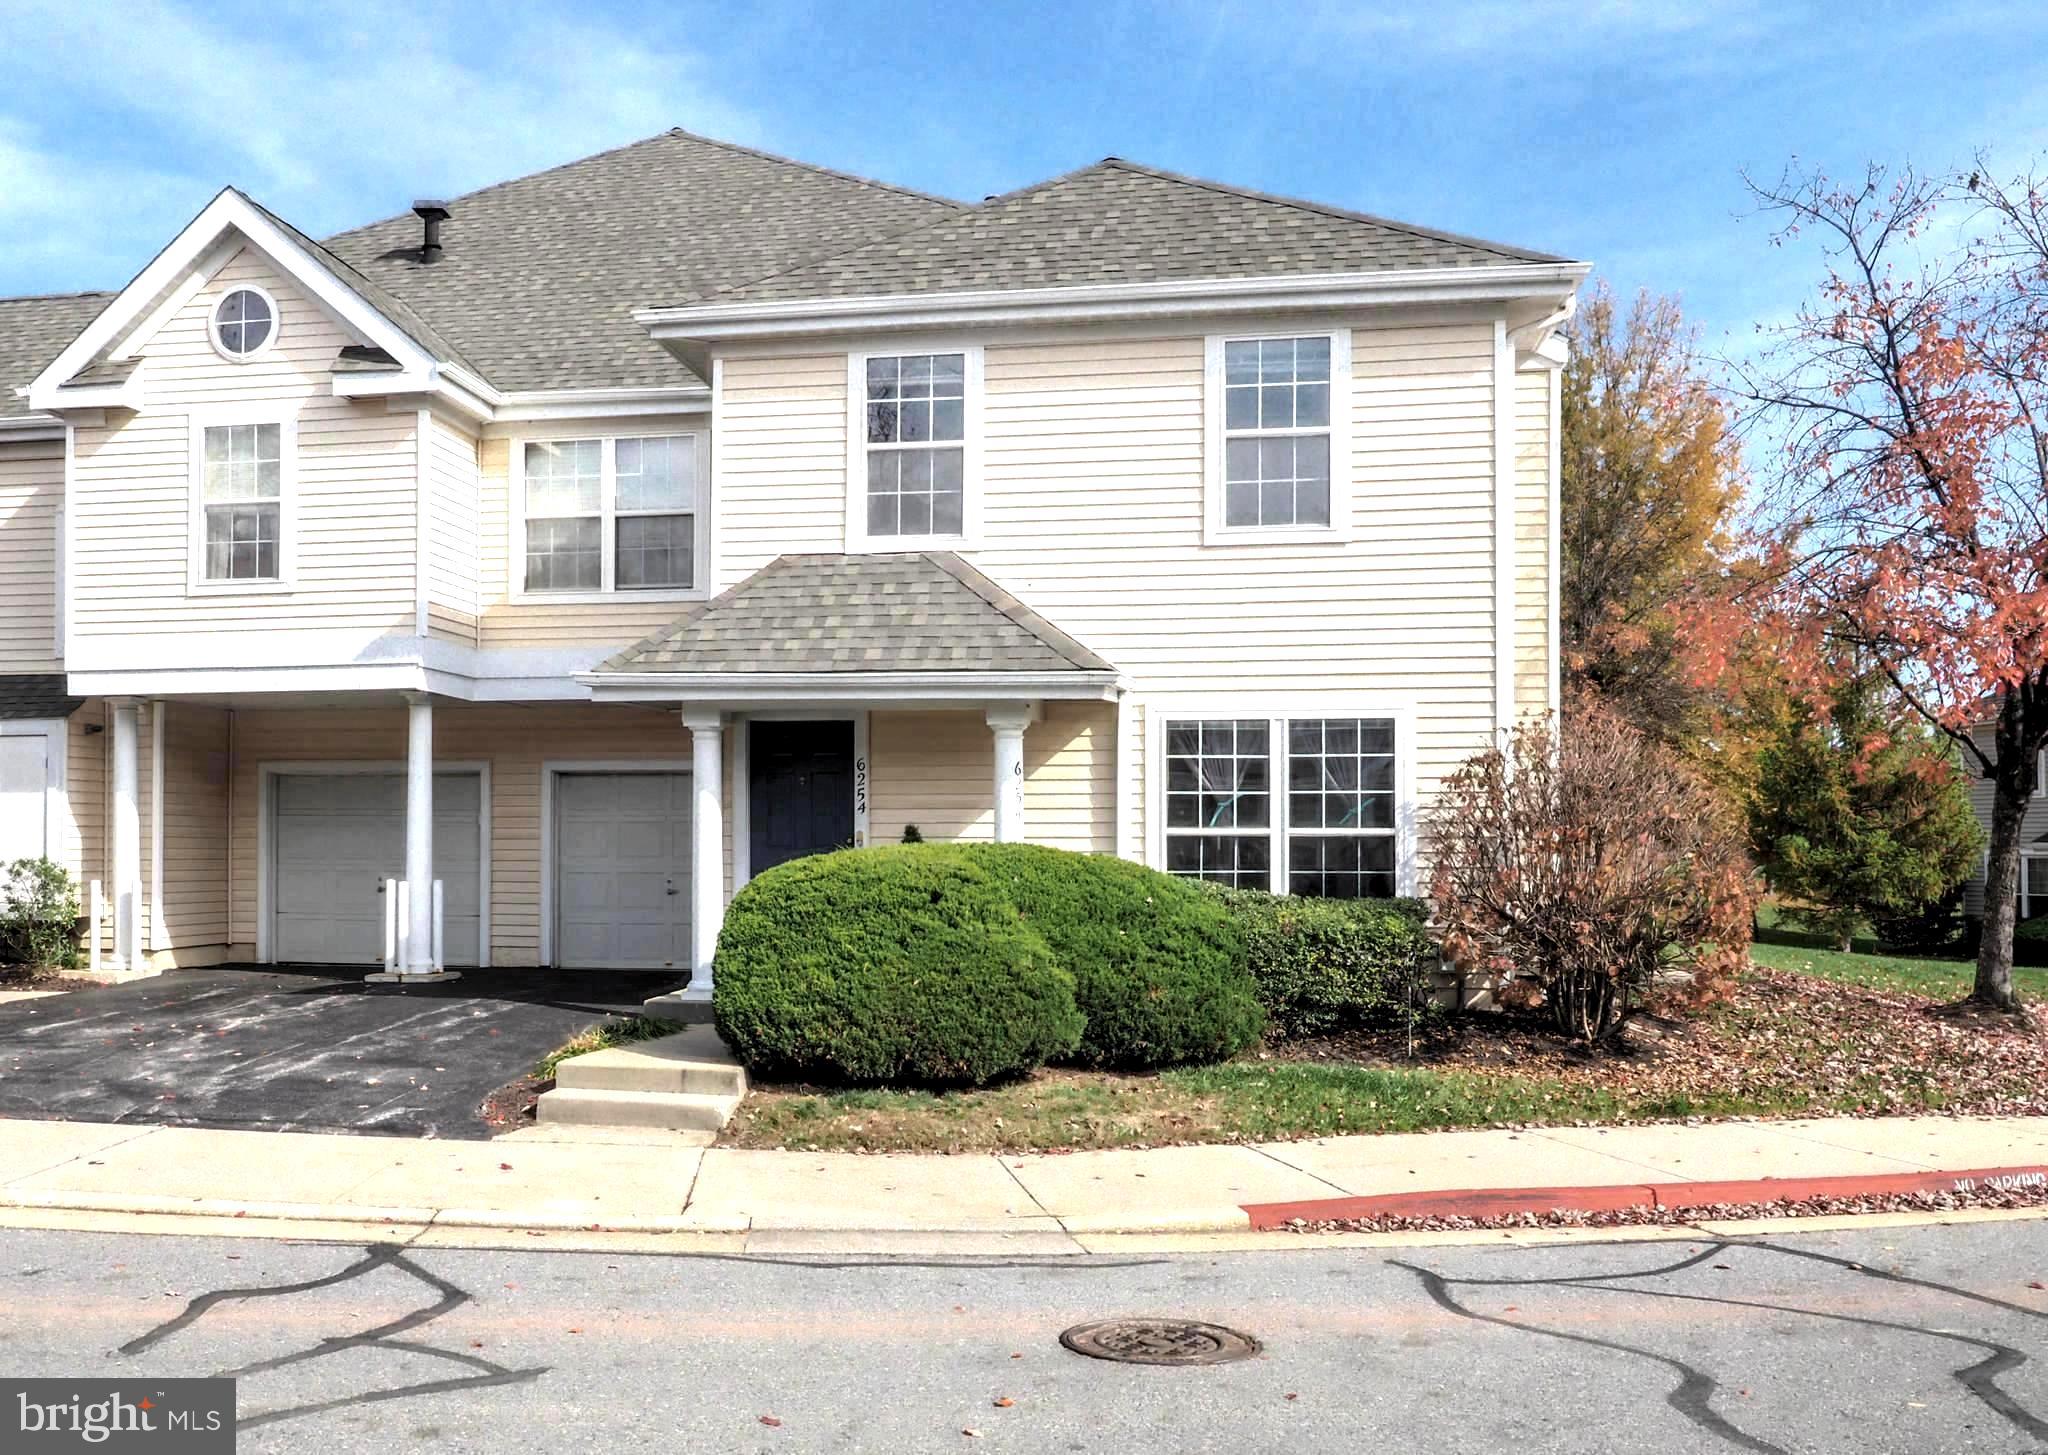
[1428,702,1758,1044]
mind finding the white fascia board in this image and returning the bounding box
[35,369,148,415]
[637,262,1594,343]
[333,365,495,423]
[28,188,441,413]
[489,385,711,423]
[68,662,433,699]
[578,669,1122,703]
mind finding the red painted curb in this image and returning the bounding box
[1241,1164,2048,1229]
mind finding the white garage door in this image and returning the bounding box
[272,772,482,965]
[555,772,691,969]
[0,734,50,864]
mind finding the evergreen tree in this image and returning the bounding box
[1748,675,1984,951]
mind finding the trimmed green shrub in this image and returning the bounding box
[0,858,80,970]
[1212,888,1437,1039]
[712,845,1084,1086]
[964,843,1262,1069]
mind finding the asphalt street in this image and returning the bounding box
[5,1218,2048,1453]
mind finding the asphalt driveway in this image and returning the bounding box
[0,966,683,1139]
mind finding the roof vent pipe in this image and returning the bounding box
[412,200,450,261]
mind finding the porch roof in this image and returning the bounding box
[0,673,83,721]
[587,551,1116,684]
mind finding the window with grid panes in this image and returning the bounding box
[863,352,966,538]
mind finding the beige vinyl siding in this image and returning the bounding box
[69,247,417,643]
[66,700,107,959]
[866,704,1114,853]
[155,702,230,951]
[868,711,995,845]
[710,315,1512,871]
[716,354,847,584]
[227,704,730,966]
[1514,365,1554,716]
[1025,701,1115,852]
[976,318,1498,857]
[0,439,62,672]
[474,424,708,650]
[426,413,480,645]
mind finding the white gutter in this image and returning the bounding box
[637,262,1592,341]
[579,668,1122,703]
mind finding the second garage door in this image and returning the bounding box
[555,771,692,969]
[272,772,483,966]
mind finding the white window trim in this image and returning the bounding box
[208,283,281,364]
[2035,747,2045,796]
[844,343,984,553]
[1143,696,1418,897]
[185,403,299,595]
[508,430,710,605]
[2025,850,2048,920]
[1202,329,1353,546]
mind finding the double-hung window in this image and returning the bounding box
[518,433,700,595]
[189,411,294,589]
[1205,331,1350,542]
[1159,711,1404,899]
[849,348,979,548]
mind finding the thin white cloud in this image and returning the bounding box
[0,0,761,291]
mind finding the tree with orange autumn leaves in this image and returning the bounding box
[1704,160,2048,1013]
[1562,284,1742,742]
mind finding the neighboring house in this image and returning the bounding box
[1964,734,2048,921]
[0,129,1585,999]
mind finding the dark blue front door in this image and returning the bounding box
[748,720,856,875]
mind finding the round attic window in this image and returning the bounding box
[212,287,276,360]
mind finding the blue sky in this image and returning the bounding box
[3,0,2045,350]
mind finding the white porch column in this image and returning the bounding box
[987,704,1034,844]
[400,692,445,979]
[108,698,141,972]
[683,710,726,1001]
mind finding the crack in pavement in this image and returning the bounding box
[1393,1237,2048,1452]
[119,1240,546,1430]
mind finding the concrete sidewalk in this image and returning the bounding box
[0,1113,2044,1246]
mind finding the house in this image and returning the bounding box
[1965,734,2048,922]
[0,129,1585,1002]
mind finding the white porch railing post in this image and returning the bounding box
[431,878,445,972]
[108,698,141,971]
[681,710,726,1002]
[986,704,1034,843]
[383,878,399,973]
[401,693,436,976]
[88,879,103,973]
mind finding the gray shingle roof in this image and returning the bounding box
[322,130,962,394]
[0,674,82,720]
[0,292,113,419]
[692,158,1573,306]
[596,553,1116,675]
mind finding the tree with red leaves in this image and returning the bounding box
[1712,159,2048,1013]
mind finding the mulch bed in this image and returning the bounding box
[479,1072,547,1134]
[1270,967,2048,1119]
[1282,1180,2048,1234]
[0,969,105,993]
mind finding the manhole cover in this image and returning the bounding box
[1058,1318,1261,1366]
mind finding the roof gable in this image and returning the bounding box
[321,129,963,395]
[24,188,450,416]
[691,158,1572,307]
[595,552,1115,676]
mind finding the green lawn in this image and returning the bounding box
[1747,940,2048,1000]
[721,937,2048,1154]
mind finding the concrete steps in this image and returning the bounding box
[536,1024,747,1132]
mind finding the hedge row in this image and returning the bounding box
[713,843,1438,1087]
